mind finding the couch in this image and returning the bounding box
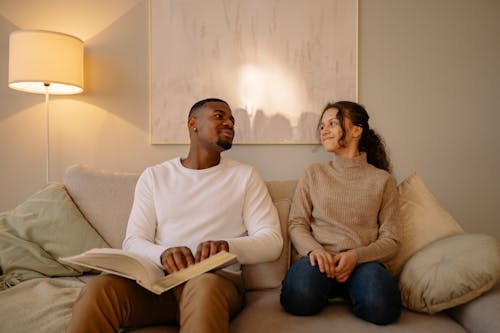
[1,164,499,333]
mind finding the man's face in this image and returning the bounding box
[194,101,235,151]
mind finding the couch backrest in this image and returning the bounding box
[64,164,296,290]
[242,180,296,290]
[64,164,139,249]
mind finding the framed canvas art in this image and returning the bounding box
[150,0,357,144]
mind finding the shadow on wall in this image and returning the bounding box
[0,0,147,129]
[0,0,142,42]
[75,0,149,129]
[233,107,320,144]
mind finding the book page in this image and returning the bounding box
[60,248,165,289]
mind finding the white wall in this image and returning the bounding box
[358,0,500,239]
[1,0,499,239]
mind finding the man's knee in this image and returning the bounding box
[189,273,224,288]
[184,273,234,300]
[83,275,129,300]
[181,273,241,316]
[68,275,130,333]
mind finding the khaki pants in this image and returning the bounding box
[66,273,243,333]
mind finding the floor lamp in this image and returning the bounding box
[8,30,84,184]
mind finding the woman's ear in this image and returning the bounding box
[352,125,363,139]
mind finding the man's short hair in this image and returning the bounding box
[189,98,229,118]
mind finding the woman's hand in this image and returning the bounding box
[333,250,358,282]
[309,249,336,278]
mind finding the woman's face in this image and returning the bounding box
[319,108,360,155]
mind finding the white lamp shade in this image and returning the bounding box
[8,30,84,95]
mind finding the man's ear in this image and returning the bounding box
[188,116,197,131]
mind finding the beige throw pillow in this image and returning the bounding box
[385,173,464,276]
[399,233,500,314]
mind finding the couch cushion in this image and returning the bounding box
[265,180,297,203]
[399,233,500,314]
[64,164,139,249]
[130,289,468,333]
[0,183,108,288]
[242,198,291,290]
[229,289,467,333]
[242,180,296,290]
[385,173,464,276]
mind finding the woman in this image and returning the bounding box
[280,101,402,325]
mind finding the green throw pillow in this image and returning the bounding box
[0,183,108,289]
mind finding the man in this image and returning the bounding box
[66,98,283,333]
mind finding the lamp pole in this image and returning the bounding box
[45,83,50,184]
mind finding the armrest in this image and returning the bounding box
[446,282,500,333]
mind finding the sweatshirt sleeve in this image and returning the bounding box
[225,168,283,265]
[122,169,166,267]
[354,175,401,264]
[288,168,324,256]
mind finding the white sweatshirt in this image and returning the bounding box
[122,157,283,270]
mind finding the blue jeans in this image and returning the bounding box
[280,257,401,325]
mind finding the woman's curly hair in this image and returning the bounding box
[318,101,392,173]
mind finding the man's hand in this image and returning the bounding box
[309,248,336,279]
[333,250,358,283]
[160,247,195,274]
[195,240,229,263]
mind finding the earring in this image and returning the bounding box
[193,127,197,132]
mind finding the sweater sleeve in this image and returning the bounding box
[353,175,401,264]
[225,168,283,265]
[122,169,166,267]
[288,168,323,256]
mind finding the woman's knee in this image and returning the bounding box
[354,299,401,324]
[280,257,330,316]
[348,263,401,325]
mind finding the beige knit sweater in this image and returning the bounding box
[289,152,401,265]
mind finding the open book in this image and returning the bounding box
[60,248,238,295]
